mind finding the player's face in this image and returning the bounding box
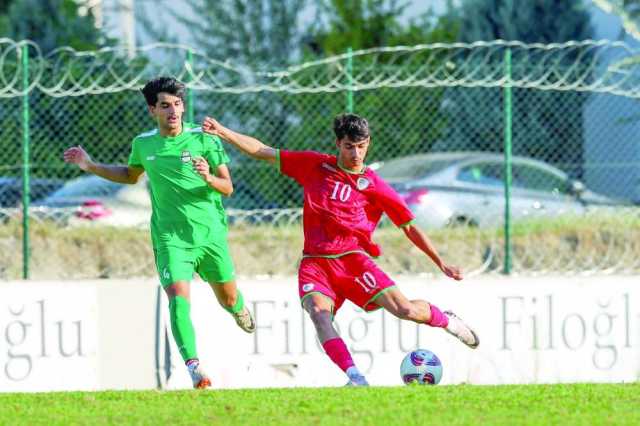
[336,137,370,172]
[149,92,184,133]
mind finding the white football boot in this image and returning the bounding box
[232,306,256,333]
[187,360,212,389]
[443,310,480,349]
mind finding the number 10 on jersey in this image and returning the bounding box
[330,182,352,202]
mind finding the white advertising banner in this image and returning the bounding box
[162,275,640,388]
[0,283,99,392]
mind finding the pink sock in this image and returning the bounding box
[426,304,449,328]
[322,338,355,372]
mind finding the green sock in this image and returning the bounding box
[221,289,245,314]
[169,295,197,362]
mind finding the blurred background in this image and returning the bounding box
[2,0,640,279]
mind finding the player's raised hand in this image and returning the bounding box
[63,145,92,171]
[192,156,211,180]
[202,117,225,138]
[441,264,463,281]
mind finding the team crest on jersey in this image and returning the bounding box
[356,177,370,191]
[181,151,192,163]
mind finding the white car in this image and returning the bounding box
[33,175,151,227]
[373,152,623,229]
[31,175,281,227]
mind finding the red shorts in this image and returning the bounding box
[298,253,396,313]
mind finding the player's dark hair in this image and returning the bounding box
[333,113,370,142]
[140,77,186,106]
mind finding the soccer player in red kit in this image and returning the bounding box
[202,113,479,386]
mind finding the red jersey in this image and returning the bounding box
[278,150,414,257]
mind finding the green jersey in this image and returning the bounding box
[128,122,230,249]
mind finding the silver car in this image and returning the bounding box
[373,152,621,229]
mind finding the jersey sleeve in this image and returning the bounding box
[127,138,143,168]
[203,134,230,168]
[277,150,324,185]
[371,175,415,227]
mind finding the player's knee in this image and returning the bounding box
[308,305,331,319]
[307,306,332,325]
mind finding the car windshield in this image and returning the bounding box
[376,157,451,182]
[49,177,123,198]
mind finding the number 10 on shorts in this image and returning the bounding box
[355,271,377,293]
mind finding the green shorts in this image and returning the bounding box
[154,240,236,286]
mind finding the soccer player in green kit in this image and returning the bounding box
[63,77,255,389]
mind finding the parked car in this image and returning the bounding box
[32,175,281,227]
[32,175,151,227]
[0,177,65,223]
[372,152,624,229]
[0,177,65,206]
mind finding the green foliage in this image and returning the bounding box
[453,0,592,43]
[442,0,595,178]
[0,0,10,35]
[28,91,152,180]
[306,0,458,55]
[142,0,307,67]
[0,1,146,182]
[3,0,109,54]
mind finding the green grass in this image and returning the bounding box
[1,384,639,425]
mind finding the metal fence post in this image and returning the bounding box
[21,43,31,279]
[503,48,513,275]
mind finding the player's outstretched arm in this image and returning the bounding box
[63,145,144,184]
[202,117,277,164]
[402,223,463,281]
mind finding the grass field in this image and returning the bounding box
[1,383,638,425]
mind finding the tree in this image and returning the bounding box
[0,0,13,34]
[306,0,458,55]
[441,0,594,178]
[0,0,136,185]
[139,0,307,67]
[453,0,592,43]
[4,0,108,53]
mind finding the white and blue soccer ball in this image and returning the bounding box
[400,349,443,385]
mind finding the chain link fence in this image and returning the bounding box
[1,39,640,279]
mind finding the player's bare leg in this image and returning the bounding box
[375,288,479,349]
[210,280,256,333]
[303,294,369,386]
[164,281,212,389]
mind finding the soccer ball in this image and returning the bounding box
[400,349,443,385]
